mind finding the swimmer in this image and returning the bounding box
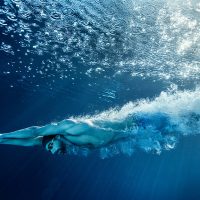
[0,119,127,155]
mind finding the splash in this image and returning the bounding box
[69,87,200,158]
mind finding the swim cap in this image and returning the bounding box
[42,135,56,148]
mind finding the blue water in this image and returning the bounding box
[0,0,200,199]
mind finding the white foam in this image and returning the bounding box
[71,87,200,157]
[75,87,200,123]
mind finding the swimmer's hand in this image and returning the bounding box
[0,134,4,143]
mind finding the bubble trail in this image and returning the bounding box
[68,88,200,158]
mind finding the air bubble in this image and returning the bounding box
[50,12,62,20]
[12,0,21,3]
[20,12,32,20]
[7,13,17,21]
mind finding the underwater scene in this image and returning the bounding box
[0,0,200,199]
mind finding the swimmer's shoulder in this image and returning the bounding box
[58,118,77,126]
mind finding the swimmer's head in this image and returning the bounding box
[42,135,66,155]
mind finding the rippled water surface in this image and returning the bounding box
[1,0,199,88]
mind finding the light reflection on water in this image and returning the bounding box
[0,0,199,92]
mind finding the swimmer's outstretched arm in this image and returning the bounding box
[0,119,78,139]
[0,136,42,146]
